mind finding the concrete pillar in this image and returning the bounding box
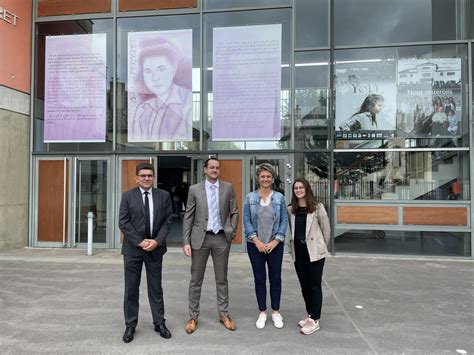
[0,86,30,250]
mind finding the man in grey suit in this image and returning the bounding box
[119,162,173,343]
[182,157,239,334]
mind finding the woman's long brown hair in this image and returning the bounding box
[290,178,319,214]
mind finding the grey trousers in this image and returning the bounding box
[188,233,231,319]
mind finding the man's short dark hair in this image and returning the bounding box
[136,162,155,175]
[204,157,219,168]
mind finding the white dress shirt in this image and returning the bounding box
[205,179,222,232]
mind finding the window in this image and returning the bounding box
[334,45,469,149]
[34,20,114,153]
[203,9,291,150]
[294,0,329,48]
[116,15,201,152]
[335,0,461,46]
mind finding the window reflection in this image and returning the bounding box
[295,51,329,149]
[334,230,470,257]
[334,45,469,149]
[334,151,470,200]
[294,153,330,208]
[335,0,461,46]
[295,0,329,48]
[204,9,292,150]
[204,0,290,10]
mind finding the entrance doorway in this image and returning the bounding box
[217,154,292,251]
[33,157,112,248]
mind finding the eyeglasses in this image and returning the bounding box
[293,186,305,190]
[138,174,154,179]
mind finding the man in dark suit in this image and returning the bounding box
[119,162,173,343]
[182,157,239,334]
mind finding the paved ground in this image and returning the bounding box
[0,248,473,354]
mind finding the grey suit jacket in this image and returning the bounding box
[182,180,239,250]
[119,187,173,257]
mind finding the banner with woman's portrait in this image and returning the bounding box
[335,61,397,140]
[128,30,193,142]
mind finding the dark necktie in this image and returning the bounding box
[144,191,151,237]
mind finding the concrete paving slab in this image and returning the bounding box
[0,248,472,354]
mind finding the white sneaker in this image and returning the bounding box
[271,312,284,329]
[300,318,320,335]
[298,315,309,328]
[255,312,267,329]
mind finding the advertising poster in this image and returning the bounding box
[396,58,462,138]
[128,30,193,142]
[212,24,282,141]
[335,61,397,140]
[44,33,107,142]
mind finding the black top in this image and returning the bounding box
[294,207,307,241]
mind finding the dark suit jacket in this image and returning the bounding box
[119,187,173,258]
[182,180,239,250]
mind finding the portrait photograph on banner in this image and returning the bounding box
[396,58,462,138]
[212,24,282,141]
[335,61,397,141]
[128,29,193,142]
[44,33,107,143]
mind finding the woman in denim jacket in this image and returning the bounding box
[243,163,288,330]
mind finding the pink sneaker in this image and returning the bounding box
[298,315,309,328]
[300,318,320,335]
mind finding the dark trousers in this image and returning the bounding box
[247,241,284,312]
[294,240,325,320]
[123,253,165,327]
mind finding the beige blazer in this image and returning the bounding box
[288,203,331,262]
[182,180,239,250]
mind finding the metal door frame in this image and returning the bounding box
[73,156,113,249]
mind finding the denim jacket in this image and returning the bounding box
[243,190,288,242]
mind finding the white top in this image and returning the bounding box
[259,191,274,206]
[139,187,154,235]
[205,179,223,232]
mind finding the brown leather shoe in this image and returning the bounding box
[219,315,236,331]
[185,318,197,334]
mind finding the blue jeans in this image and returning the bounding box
[247,241,284,312]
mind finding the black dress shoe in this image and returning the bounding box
[123,326,135,343]
[154,323,172,339]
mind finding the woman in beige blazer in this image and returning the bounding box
[288,178,330,335]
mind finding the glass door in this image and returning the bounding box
[73,158,111,248]
[245,154,293,252]
[246,155,293,198]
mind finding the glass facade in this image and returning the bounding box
[31,0,473,257]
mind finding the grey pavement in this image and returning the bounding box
[0,248,473,354]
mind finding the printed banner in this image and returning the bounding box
[44,34,107,142]
[396,58,462,138]
[212,24,282,141]
[335,61,397,140]
[128,30,193,142]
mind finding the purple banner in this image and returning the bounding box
[44,34,107,143]
[128,30,193,142]
[212,24,282,141]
